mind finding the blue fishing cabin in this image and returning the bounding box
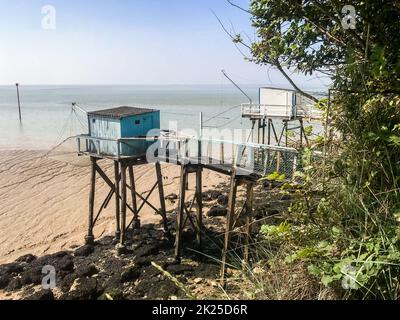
[87,106,160,157]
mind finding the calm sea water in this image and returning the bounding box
[0,85,263,150]
[0,85,326,150]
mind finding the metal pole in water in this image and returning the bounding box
[199,112,203,137]
[16,83,22,122]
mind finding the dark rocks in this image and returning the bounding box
[0,263,24,275]
[0,274,10,289]
[76,264,98,278]
[19,252,74,287]
[121,266,141,283]
[115,244,130,256]
[101,274,123,292]
[210,190,222,200]
[15,254,37,264]
[21,266,43,286]
[6,278,23,291]
[217,194,228,206]
[24,289,54,301]
[147,280,180,300]
[66,278,102,300]
[74,245,94,257]
[0,215,228,300]
[0,263,24,289]
[207,205,228,217]
[202,192,212,202]
[135,256,152,267]
[35,251,74,272]
[58,273,78,292]
[58,256,75,272]
[135,244,159,258]
[166,264,194,275]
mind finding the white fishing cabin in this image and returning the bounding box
[241,87,322,120]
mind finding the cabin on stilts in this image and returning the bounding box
[77,106,168,254]
[76,105,301,282]
[241,87,322,147]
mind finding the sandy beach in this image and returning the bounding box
[0,150,228,264]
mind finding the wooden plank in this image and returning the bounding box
[133,181,159,215]
[196,166,203,248]
[95,163,115,190]
[155,162,168,232]
[175,165,188,261]
[221,170,238,283]
[93,188,113,226]
[120,163,127,244]
[243,182,254,266]
[128,165,139,227]
[85,157,96,245]
[114,161,121,239]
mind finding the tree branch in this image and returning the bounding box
[226,0,252,14]
[274,60,320,103]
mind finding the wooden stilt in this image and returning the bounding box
[267,119,271,145]
[120,163,127,245]
[262,119,266,145]
[196,166,203,248]
[220,142,225,164]
[128,165,140,228]
[155,162,168,233]
[114,161,121,240]
[285,121,288,147]
[175,165,188,261]
[243,182,254,266]
[299,119,304,148]
[85,157,96,245]
[221,171,238,282]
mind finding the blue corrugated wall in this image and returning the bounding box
[88,110,160,157]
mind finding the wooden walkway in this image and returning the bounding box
[76,135,301,282]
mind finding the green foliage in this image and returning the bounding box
[260,171,285,182]
[248,0,400,300]
[261,221,292,240]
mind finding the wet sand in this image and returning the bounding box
[0,150,228,264]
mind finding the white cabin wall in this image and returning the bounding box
[259,88,295,118]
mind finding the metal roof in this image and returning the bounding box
[88,106,157,119]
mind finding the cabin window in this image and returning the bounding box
[135,120,141,125]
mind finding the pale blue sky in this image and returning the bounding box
[0,0,330,88]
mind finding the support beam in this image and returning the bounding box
[221,170,238,282]
[128,165,140,229]
[196,166,203,248]
[114,161,121,240]
[243,182,254,266]
[119,163,127,245]
[175,165,188,261]
[262,119,266,145]
[85,157,96,245]
[155,162,168,233]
